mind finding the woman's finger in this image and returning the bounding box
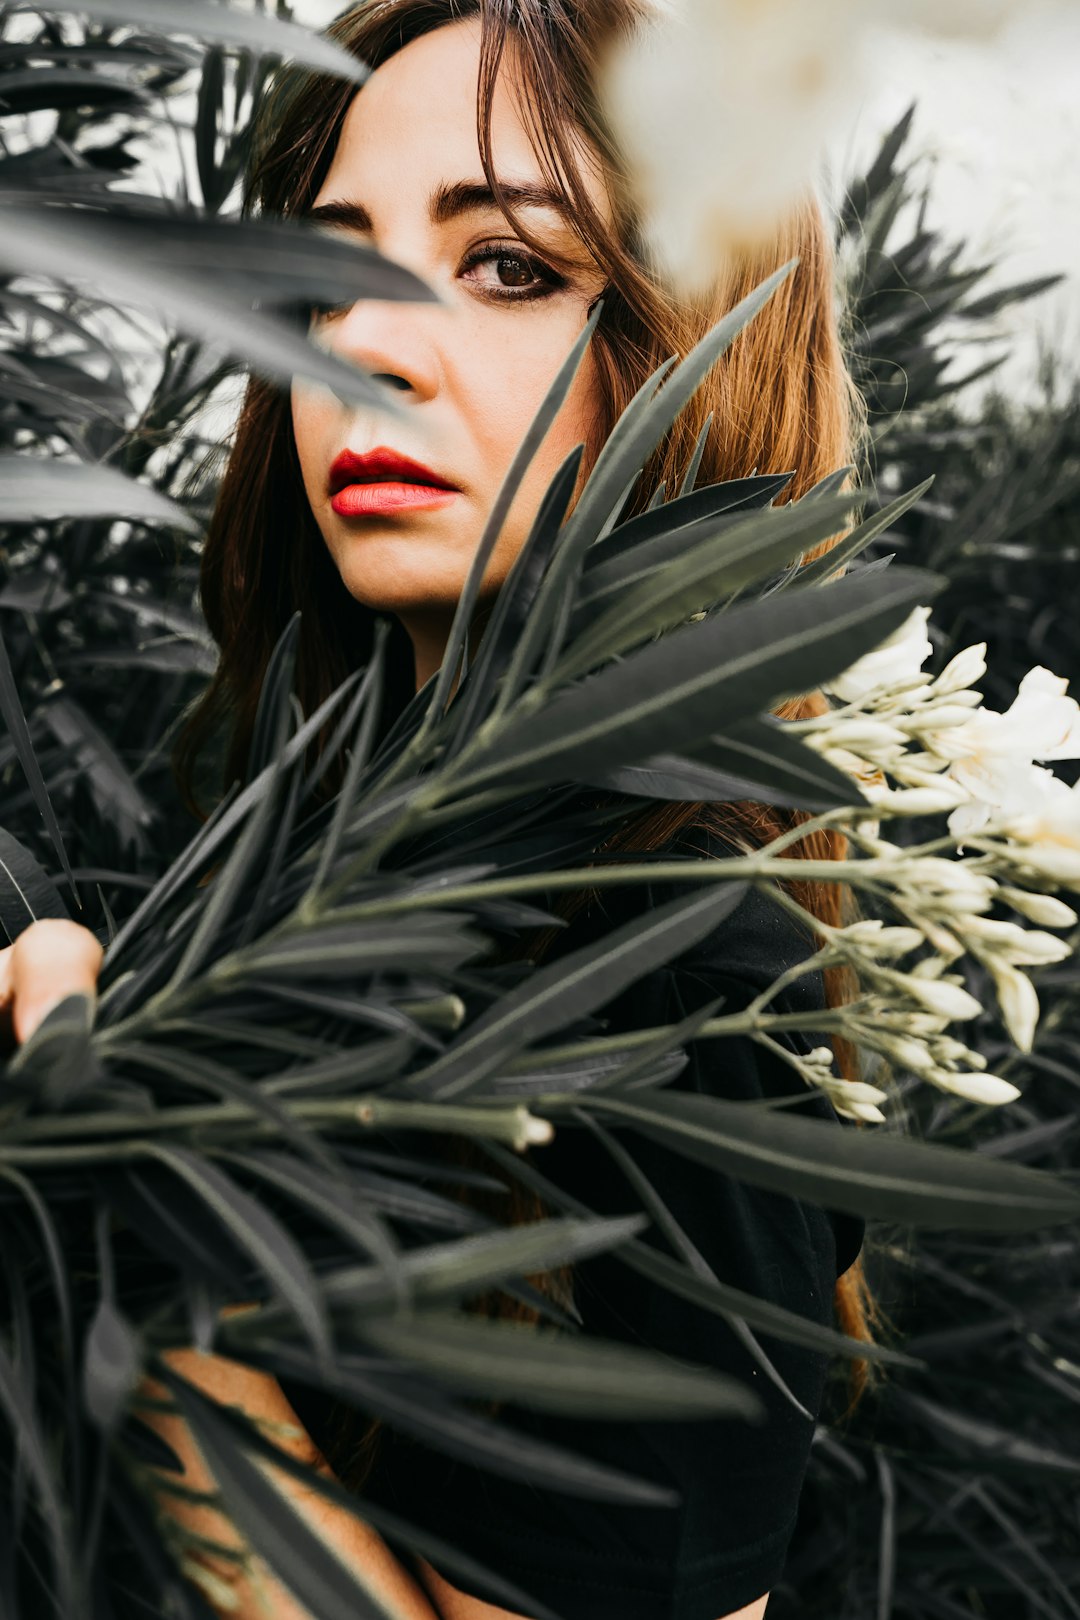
[8,920,104,1046]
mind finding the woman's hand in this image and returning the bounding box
[0,917,103,1048]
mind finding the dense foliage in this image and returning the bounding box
[1,7,1078,1620]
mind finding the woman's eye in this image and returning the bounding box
[460,243,565,303]
[309,299,353,325]
[307,243,566,324]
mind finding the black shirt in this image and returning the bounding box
[283,821,866,1619]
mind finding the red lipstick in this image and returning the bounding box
[328,445,461,518]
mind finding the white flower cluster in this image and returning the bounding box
[774,607,1080,1118]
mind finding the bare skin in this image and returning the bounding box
[0,19,770,1620]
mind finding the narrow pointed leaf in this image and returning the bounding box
[139,1144,331,1361]
[35,0,371,82]
[0,825,68,942]
[575,1090,1080,1230]
[407,880,748,1101]
[457,564,944,792]
[0,454,196,528]
[356,1308,765,1421]
[0,630,78,903]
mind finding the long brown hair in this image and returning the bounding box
[173,0,892,1485]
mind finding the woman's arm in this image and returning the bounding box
[0,922,439,1618]
[138,1338,441,1620]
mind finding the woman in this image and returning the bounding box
[0,1,885,1616]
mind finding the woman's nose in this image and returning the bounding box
[318,298,445,403]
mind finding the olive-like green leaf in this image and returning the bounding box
[777,476,935,592]
[217,1149,401,1283]
[356,1307,765,1421]
[563,488,860,676]
[222,1216,650,1352]
[102,672,363,971]
[574,1090,1080,1230]
[139,1144,331,1362]
[579,715,866,813]
[563,262,798,558]
[444,442,585,752]
[0,206,414,408]
[0,825,68,943]
[5,991,101,1109]
[0,628,78,904]
[236,915,489,981]
[0,1344,74,1612]
[33,0,371,83]
[457,563,945,794]
[584,472,796,581]
[407,880,748,1101]
[643,715,865,812]
[265,1342,679,1505]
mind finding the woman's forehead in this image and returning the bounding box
[318,19,612,228]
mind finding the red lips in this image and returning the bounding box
[328,445,458,495]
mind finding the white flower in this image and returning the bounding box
[945,667,1080,832]
[824,605,934,704]
[950,764,1080,886]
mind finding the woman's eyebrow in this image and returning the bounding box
[305,176,573,233]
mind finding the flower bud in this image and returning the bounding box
[903,975,984,1021]
[929,1070,1022,1106]
[959,916,1072,966]
[518,1110,555,1148]
[818,720,908,753]
[917,703,983,731]
[820,1078,890,1106]
[837,920,924,957]
[870,787,968,816]
[988,961,1040,1052]
[928,1035,986,1068]
[934,642,987,695]
[880,1035,936,1072]
[842,1100,887,1123]
[997,887,1078,928]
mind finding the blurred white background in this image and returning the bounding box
[825,0,1080,409]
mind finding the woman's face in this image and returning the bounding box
[290,17,611,689]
